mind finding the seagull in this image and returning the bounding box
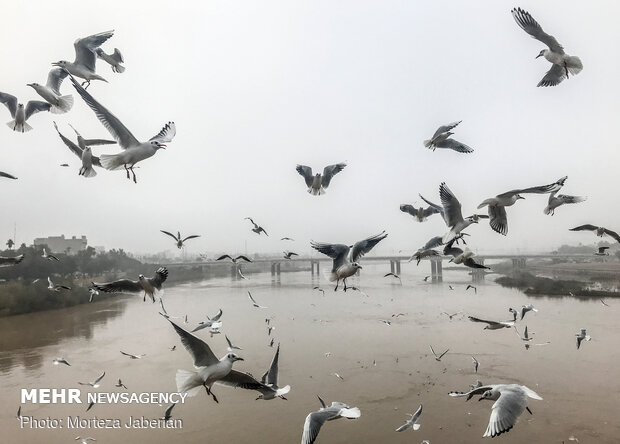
[384,272,402,283]
[576,329,591,350]
[267,326,275,336]
[191,309,223,333]
[27,68,73,114]
[392,313,406,318]
[0,254,24,267]
[296,163,347,196]
[468,315,514,330]
[478,176,567,235]
[245,217,268,236]
[78,371,105,388]
[443,238,489,269]
[472,356,479,373]
[238,267,249,280]
[600,299,610,307]
[380,319,392,326]
[0,171,17,180]
[301,395,361,444]
[53,358,71,366]
[160,230,201,249]
[48,277,71,292]
[399,203,440,222]
[448,285,455,290]
[52,31,115,88]
[268,338,275,348]
[17,406,21,419]
[115,379,127,389]
[429,345,449,362]
[283,251,299,259]
[88,287,99,302]
[120,351,145,359]
[248,291,268,309]
[424,184,487,243]
[520,304,538,320]
[313,286,325,295]
[449,383,542,437]
[508,307,518,322]
[216,254,252,263]
[395,404,422,432]
[514,325,534,342]
[91,267,168,302]
[466,285,477,294]
[68,75,175,183]
[281,237,295,241]
[333,373,344,381]
[85,402,95,412]
[75,437,96,444]
[170,346,176,351]
[511,8,583,87]
[569,225,620,243]
[0,92,50,132]
[423,276,430,282]
[42,248,60,261]
[424,120,473,153]
[225,335,243,351]
[53,122,116,177]
[595,246,610,256]
[168,320,260,403]
[543,192,586,215]
[60,163,70,167]
[441,311,462,320]
[255,343,291,400]
[409,235,441,265]
[311,231,388,291]
[96,47,125,73]
[161,403,175,421]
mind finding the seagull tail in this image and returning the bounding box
[308,187,325,196]
[175,369,203,397]
[476,199,492,209]
[565,56,583,75]
[423,139,433,148]
[413,424,421,431]
[50,95,74,114]
[275,385,291,397]
[543,205,552,215]
[79,166,97,178]
[114,64,126,73]
[7,120,32,133]
[99,154,125,171]
[340,407,361,419]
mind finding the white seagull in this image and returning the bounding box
[424,120,473,153]
[96,47,125,73]
[78,371,105,388]
[42,248,59,261]
[53,122,116,178]
[216,254,252,263]
[449,383,542,437]
[191,309,223,333]
[53,358,71,366]
[0,92,50,132]
[245,217,268,236]
[160,230,201,249]
[301,396,361,444]
[68,75,175,183]
[225,335,242,351]
[543,191,586,215]
[395,404,422,432]
[48,277,71,292]
[296,163,347,195]
[248,291,268,309]
[255,343,291,400]
[468,315,515,330]
[27,68,73,114]
[120,351,146,359]
[511,8,583,87]
[443,239,489,270]
[91,267,168,302]
[311,231,388,291]
[569,225,620,243]
[429,345,449,362]
[576,329,591,350]
[399,203,441,222]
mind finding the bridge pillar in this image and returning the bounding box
[431,258,442,282]
[396,260,401,275]
[311,260,320,277]
[390,260,395,274]
[231,264,239,280]
[276,262,281,276]
[472,259,486,283]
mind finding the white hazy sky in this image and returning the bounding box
[1,0,618,257]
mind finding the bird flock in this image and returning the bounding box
[1,5,612,444]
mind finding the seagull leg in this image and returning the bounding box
[526,406,533,415]
[130,167,137,183]
[564,62,569,78]
[334,280,339,291]
[343,279,348,292]
[279,395,288,400]
[124,164,130,179]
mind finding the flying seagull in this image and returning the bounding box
[53,358,71,366]
[443,238,489,269]
[595,246,610,256]
[449,383,542,437]
[296,163,347,195]
[216,254,252,263]
[0,254,24,267]
[120,351,146,359]
[52,31,115,88]
[245,217,268,236]
[472,356,479,373]
[511,7,583,87]
[78,371,105,388]
[424,120,473,153]
[0,171,17,180]
[0,92,50,132]
[569,225,620,243]
[311,231,388,291]
[466,285,477,294]
[68,75,176,183]
[91,267,168,302]
[281,237,295,241]
[313,286,325,295]
[161,403,175,421]
[384,272,402,283]
[520,304,538,320]
[395,404,422,432]
[255,343,291,400]
[48,277,71,292]
[301,395,361,444]
[429,345,449,362]
[115,379,127,389]
[27,68,73,114]
[248,291,268,309]
[225,335,242,351]
[543,191,586,215]
[409,235,443,265]
[88,287,99,303]
[442,311,462,321]
[576,328,591,350]
[191,309,223,333]
[168,320,260,403]
[96,48,125,73]
[399,203,440,222]
[283,251,299,259]
[468,315,514,330]
[42,248,59,261]
[478,176,567,235]
[53,122,116,178]
[160,230,201,249]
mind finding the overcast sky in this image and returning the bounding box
[1,1,618,257]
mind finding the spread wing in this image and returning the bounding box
[511,8,564,53]
[463,258,489,269]
[0,254,24,266]
[235,255,252,263]
[25,101,51,120]
[421,236,443,250]
[181,234,200,242]
[265,343,280,386]
[484,388,527,437]
[439,183,464,227]
[443,240,463,258]
[399,204,419,217]
[83,138,117,146]
[435,138,473,153]
[311,242,349,269]
[168,320,218,367]
[46,68,69,95]
[149,122,176,143]
[296,165,314,187]
[161,230,180,242]
[217,370,267,391]
[74,31,115,72]
[538,64,567,87]
[513,176,567,195]
[0,171,18,180]
[53,122,102,165]
[569,224,598,232]
[302,409,340,444]
[0,92,17,117]
[488,205,508,236]
[432,121,461,139]
[557,194,586,204]
[148,267,168,289]
[351,231,388,262]
[321,163,346,188]
[419,194,447,224]
[91,278,142,293]
[603,229,620,243]
[210,309,223,322]
[468,316,500,327]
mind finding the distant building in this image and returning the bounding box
[33,235,88,255]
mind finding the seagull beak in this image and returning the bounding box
[159,144,167,149]
[51,62,61,67]
[518,196,525,200]
[26,83,34,88]
[358,265,363,269]
[535,54,543,59]
[236,357,244,361]
[478,397,485,401]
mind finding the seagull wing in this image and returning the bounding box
[410,404,423,424]
[439,183,464,227]
[69,75,139,149]
[236,255,252,263]
[311,242,350,269]
[91,278,142,293]
[484,387,527,438]
[149,122,176,143]
[160,230,180,242]
[443,239,463,257]
[438,349,449,359]
[511,8,564,53]
[321,163,347,188]
[25,101,51,120]
[468,316,499,327]
[514,176,567,195]
[557,194,586,205]
[0,171,18,180]
[248,291,258,305]
[350,231,388,262]
[0,92,18,117]
[302,409,341,444]
[488,205,508,236]
[181,235,200,242]
[603,228,620,243]
[46,68,69,95]
[399,204,418,217]
[82,138,117,146]
[435,138,473,153]
[429,345,437,358]
[92,372,106,386]
[296,165,314,187]
[74,31,115,72]
[217,370,267,391]
[537,64,567,87]
[216,254,232,261]
[53,122,83,158]
[432,121,461,139]
[421,236,443,250]
[210,309,223,322]
[422,206,441,217]
[463,258,489,269]
[569,224,598,232]
[168,320,219,367]
[147,267,168,290]
[266,343,281,386]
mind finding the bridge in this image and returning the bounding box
[162,254,592,283]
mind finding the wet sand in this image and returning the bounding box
[1,263,619,443]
